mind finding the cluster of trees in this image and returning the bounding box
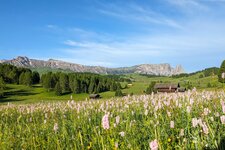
[218,60,225,83]
[0,64,40,97]
[41,72,122,96]
[0,64,40,86]
[145,81,156,94]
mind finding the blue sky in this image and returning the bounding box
[0,0,225,72]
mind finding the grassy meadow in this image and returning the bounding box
[1,72,225,149]
[0,73,224,104]
[0,90,225,149]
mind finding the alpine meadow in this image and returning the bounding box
[1,0,225,149]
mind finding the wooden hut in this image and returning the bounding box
[89,94,100,99]
[154,83,180,93]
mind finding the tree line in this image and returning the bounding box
[0,64,40,86]
[41,72,122,96]
[0,64,40,97]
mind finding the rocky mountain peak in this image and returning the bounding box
[0,56,185,76]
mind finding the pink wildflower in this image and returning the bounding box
[204,108,210,116]
[170,121,174,128]
[222,105,225,114]
[220,115,225,124]
[202,122,209,134]
[189,98,194,105]
[198,118,203,126]
[215,112,220,117]
[115,142,118,149]
[53,123,58,132]
[102,114,110,130]
[180,129,184,137]
[192,118,198,128]
[187,106,191,113]
[119,131,125,137]
[116,116,120,124]
[149,139,158,150]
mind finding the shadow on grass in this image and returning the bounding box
[0,89,38,103]
[0,97,24,103]
[62,91,72,95]
[4,86,14,90]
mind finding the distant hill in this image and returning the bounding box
[171,67,219,78]
[0,56,185,76]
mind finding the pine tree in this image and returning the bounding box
[24,72,32,86]
[110,81,117,91]
[218,60,225,83]
[19,72,25,85]
[115,86,123,97]
[145,81,156,94]
[88,77,95,93]
[59,73,69,93]
[73,79,81,94]
[55,82,62,96]
[32,71,40,84]
[8,69,19,84]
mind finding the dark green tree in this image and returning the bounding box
[0,77,5,97]
[88,77,95,93]
[199,74,204,78]
[115,87,123,97]
[72,79,81,94]
[24,72,32,86]
[8,69,19,84]
[19,72,25,85]
[207,83,212,88]
[59,73,69,93]
[146,81,156,94]
[55,82,62,96]
[32,71,40,84]
[42,72,56,91]
[110,81,117,91]
[218,60,225,83]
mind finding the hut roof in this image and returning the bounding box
[154,83,180,89]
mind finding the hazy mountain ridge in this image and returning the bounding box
[0,56,185,75]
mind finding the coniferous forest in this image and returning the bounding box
[0,64,121,97]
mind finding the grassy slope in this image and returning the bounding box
[1,73,224,104]
[122,73,223,95]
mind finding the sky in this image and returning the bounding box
[0,0,225,72]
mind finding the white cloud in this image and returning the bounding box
[44,1,225,71]
[46,24,58,30]
[98,4,183,29]
[166,0,209,11]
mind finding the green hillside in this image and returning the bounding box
[1,71,224,104]
[1,63,224,104]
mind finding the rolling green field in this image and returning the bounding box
[0,73,224,104]
[1,84,116,104]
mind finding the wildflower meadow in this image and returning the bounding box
[0,89,225,149]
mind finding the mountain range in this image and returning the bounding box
[0,56,185,76]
